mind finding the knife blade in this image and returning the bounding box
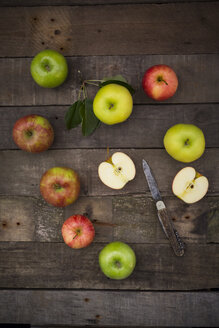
[142,159,185,256]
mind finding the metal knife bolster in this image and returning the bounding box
[156,201,185,257]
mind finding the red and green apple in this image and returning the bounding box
[40,167,80,207]
[62,215,95,249]
[13,114,54,152]
[142,64,178,101]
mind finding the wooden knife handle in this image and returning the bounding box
[157,202,185,257]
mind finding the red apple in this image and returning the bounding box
[40,167,80,207]
[142,65,178,101]
[13,114,54,152]
[62,215,95,249]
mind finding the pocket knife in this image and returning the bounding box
[142,159,185,256]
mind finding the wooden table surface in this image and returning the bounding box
[0,0,219,327]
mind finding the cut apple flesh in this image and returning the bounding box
[98,152,136,189]
[172,167,209,204]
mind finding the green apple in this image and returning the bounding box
[163,124,205,162]
[99,241,136,280]
[93,84,133,125]
[30,49,68,88]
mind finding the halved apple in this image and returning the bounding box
[98,152,136,189]
[172,167,209,204]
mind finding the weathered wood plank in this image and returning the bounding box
[1,104,219,149]
[0,149,218,197]
[0,290,218,327]
[0,242,218,289]
[0,0,210,6]
[1,55,219,106]
[1,195,218,243]
[0,3,218,57]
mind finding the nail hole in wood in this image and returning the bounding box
[60,47,64,51]
[96,315,100,319]
[67,38,71,41]
[185,215,190,219]
[41,42,45,45]
[97,29,102,33]
[2,222,7,227]
[33,17,37,21]
[84,298,90,302]
[55,116,58,120]
[17,222,20,226]
[172,217,176,221]
[50,18,55,22]
[54,30,61,35]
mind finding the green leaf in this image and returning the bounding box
[64,100,83,130]
[80,99,100,136]
[102,74,128,83]
[99,80,135,95]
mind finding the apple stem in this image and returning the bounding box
[161,78,168,85]
[85,81,99,87]
[73,233,78,240]
[73,229,81,240]
[78,80,103,101]
[157,76,168,85]
[26,130,33,137]
[85,79,102,83]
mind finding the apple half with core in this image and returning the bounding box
[172,167,209,204]
[163,124,205,162]
[93,84,133,125]
[62,215,95,249]
[98,152,136,189]
[99,241,136,280]
[31,49,68,88]
[142,64,178,101]
[13,114,54,152]
[40,167,80,207]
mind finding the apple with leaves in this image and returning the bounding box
[142,65,178,101]
[40,167,80,207]
[62,215,95,249]
[65,75,135,136]
[13,114,54,152]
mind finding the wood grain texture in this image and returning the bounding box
[0,290,218,326]
[0,242,218,289]
[1,195,218,243]
[1,103,219,149]
[0,149,218,197]
[0,3,219,57]
[1,55,219,106]
[0,0,210,6]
